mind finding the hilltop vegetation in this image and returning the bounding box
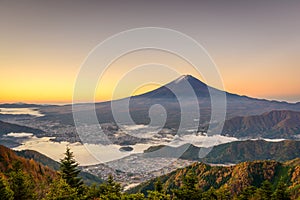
[1,144,300,199]
[130,159,300,199]
[15,149,60,170]
[202,140,300,164]
[0,145,57,199]
[144,140,300,164]
[0,145,56,183]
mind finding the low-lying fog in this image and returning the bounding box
[10,124,286,166]
[0,107,44,116]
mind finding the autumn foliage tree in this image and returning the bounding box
[8,161,36,200]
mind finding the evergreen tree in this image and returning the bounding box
[172,171,202,200]
[0,176,13,200]
[237,186,257,200]
[147,178,170,200]
[59,147,83,190]
[183,171,198,190]
[202,187,218,200]
[214,187,231,200]
[154,178,163,193]
[85,183,100,199]
[147,191,170,200]
[272,179,291,200]
[98,174,122,199]
[44,178,79,200]
[122,193,145,200]
[8,161,36,200]
[254,180,273,200]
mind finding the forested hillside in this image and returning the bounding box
[144,140,300,164]
[1,144,299,199]
[15,149,103,185]
[130,159,300,199]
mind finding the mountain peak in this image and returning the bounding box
[174,74,198,84]
[169,74,207,89]
[135,74,210,99]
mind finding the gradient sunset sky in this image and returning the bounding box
[1,0,300,103]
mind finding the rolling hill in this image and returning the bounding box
[0,145,57,183]
[202,140,300,164]
[129,159,300,199]
[0,120,45,148]
[0,120,44,135]
[15,149,103,185]
[144,140,300,164]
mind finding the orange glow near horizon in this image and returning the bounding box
[1,39,300,104]
[1,47,300,104]
[1,75,300,104]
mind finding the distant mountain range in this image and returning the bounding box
[0,103,49,108]
[222,110,300,139]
